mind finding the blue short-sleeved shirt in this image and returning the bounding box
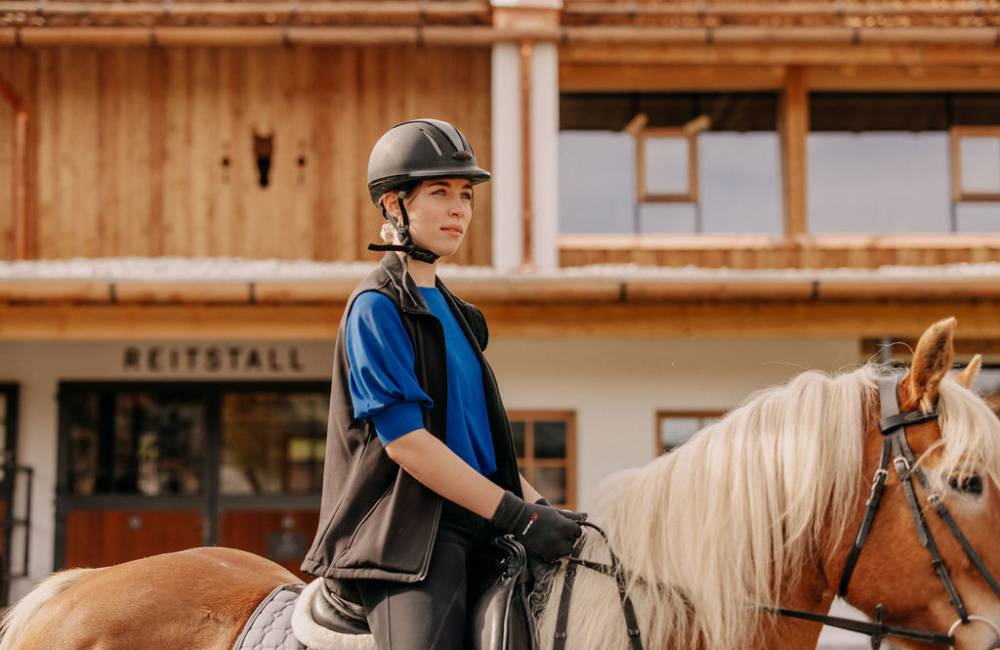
[344,288,498,476]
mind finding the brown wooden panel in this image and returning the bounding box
[219,510,319,582]
[559,236,1000,269]
[12,44,491,263]
[64,509,203,569]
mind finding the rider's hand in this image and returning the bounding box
[491,491,583,561]
[535,497,588,524]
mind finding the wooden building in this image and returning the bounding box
[1,2,999,644]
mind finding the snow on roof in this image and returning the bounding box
[1,257,1000,283]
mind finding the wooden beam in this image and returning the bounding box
[558,234,1000,251]
[486,301,1000,339]
[0,304,347,340]
[780,66,808,238]
[3,26,558,47]
[0,1,489,18]
[562,63,1000,93]
[805,65,1000,91]
[562,2,1000,18]
[4,300,1000,340]
[560,63,787,92]
[561,42,1000,67]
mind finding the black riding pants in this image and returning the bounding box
[353,501,496,650]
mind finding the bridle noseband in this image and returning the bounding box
[553,373,1000,650]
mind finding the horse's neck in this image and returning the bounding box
[749,563,837,650]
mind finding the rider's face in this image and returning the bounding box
[383,179,474,259]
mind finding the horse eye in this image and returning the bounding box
[947,474,984,495]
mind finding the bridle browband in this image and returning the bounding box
[553,372,1000,650]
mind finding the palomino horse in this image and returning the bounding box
[1,317,998,650]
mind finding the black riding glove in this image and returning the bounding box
[534,497,589,524]
[492,491,583,562]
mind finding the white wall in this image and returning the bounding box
[487,336,860,507]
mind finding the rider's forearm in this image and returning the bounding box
[519,473,544,504]
[384,428,505,519]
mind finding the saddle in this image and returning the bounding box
[302,535,537,650]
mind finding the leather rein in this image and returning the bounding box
[552,373,1000,650]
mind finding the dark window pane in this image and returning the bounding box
[221,392,328,496]
[65,392,99,495]
[64,390,206,496]
[659,416,721,453]
[510,420,525,458]
[0,393,7,454]
[116,393,206,496]
[534,467,567,505]
[561,92,778,131]
[810,92,1000,132]
[534,421,567,459]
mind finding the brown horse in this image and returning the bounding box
[2,318,999,650]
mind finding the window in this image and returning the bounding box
[656,411,724,455]
[560,92,783,235]
[508,411,576,509]
[220,391,328,496]
[62,389,207,497]
[808,92,1000,235]
[952,126,1000,232]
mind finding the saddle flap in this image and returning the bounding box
[303,578,370,636]
[468,535,535,650]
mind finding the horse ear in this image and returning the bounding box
[901,317,956,411]
[956,353,982,389]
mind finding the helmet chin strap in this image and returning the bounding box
[367,192,441,264]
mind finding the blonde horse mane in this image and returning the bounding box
[0,568,95,650]
[535,364,1000,650]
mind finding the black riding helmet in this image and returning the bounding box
[367,119,491,263]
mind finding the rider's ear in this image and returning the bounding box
[381,192,400,220]
[955,353,982,389]
[900,317,956,413]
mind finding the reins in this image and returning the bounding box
[552,372,1000,650]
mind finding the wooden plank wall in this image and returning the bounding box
[0,45,492,264]
[559,241,1000,269]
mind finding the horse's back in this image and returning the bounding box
[6,547,298,650]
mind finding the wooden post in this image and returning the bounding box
[780,66,808,239]
[520,39,534,269]
[0,73,30,259]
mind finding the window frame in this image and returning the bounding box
[628,113,711,205]
[655,409,726,455]
[507,410,577,510]
[950,125,1000,203]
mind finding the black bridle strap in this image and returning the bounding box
[899,437,1000,602]
[553,522,643,650]
[838,436,891,598]
[768,606,955,646]
[890,431,971,623]
[552,559,577,650]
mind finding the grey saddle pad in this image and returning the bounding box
[233,584,308,650]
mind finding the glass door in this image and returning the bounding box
[217,388,327,581]
[56,381,327,578]
[57,385,211,569]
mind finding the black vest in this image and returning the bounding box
[301,253,523,582]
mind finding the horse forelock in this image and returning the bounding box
[934,374,1000,492]
[536,364,880,650]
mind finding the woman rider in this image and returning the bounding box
[302,118,584,649]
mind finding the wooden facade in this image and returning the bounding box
[1,1,999,275]
[0,45,492,264]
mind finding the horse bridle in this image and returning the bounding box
[553,373,1000,650]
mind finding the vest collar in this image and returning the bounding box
[379,251,448,316]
